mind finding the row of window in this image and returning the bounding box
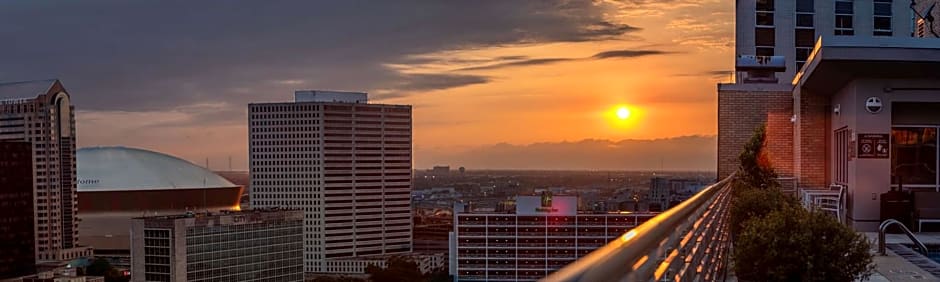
[754,0,894,64]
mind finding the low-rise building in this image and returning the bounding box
[130,209,304,282]
[448,193,657,281]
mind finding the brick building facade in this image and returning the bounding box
[717,84,795,182]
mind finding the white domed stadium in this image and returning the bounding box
[76,146,243,253]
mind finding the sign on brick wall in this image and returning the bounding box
[858,133,889,159]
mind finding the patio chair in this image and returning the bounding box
[815,184,845,223]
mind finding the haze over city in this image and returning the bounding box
[0,1,730,171]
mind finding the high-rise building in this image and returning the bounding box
[130,209,305,282]
[0,79,91,263]
[735,0,915,81]
[448,195,657,281]
[648,177,670,211]
[0,141,37,279]
[248,90,413,273]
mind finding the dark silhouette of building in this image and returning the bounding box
[0,141,36,279]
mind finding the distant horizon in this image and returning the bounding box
[83,134,718,172]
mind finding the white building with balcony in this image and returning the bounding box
[448,194,657,281]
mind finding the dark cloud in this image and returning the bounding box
[416,135,717,171]
[454,49,671,71]
[0,0,642,111]
[591,49,672,59]
[673,70,733,78]
[456,58,574,71]
[391,73,490,92]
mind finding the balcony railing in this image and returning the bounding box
[543,173,735,282]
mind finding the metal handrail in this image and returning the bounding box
[878,219,929,255]
[542,173,736,282]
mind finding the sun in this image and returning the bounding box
[616,107,631,120]
[605,104,640,130]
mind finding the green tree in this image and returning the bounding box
[83,259,129,282]
[738,125,779,189]
[365,257,424,282]
[426,267,451,282]
[734,207,874,281]
[84,258,112,277]
[728,182,797,237]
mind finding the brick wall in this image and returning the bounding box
[717,88,794,180]
[794,89,829,188]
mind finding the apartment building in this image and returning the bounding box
[449,194,657,281]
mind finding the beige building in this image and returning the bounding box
[0,79,92,263]
[249,91,413,274]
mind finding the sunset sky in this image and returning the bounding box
[1,1,732,171]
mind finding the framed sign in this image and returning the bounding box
[858,133,889,159]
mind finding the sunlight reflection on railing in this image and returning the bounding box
[542,173,736,282]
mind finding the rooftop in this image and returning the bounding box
[794,36,940,94]
[0,79,59,101]
[133,207,300,220]
[77,146,237,192]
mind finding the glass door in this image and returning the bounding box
[891,126,938,191]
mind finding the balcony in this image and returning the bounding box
[544,175,734,281]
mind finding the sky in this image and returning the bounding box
[0,0,733,171]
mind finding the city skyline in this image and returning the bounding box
[0,1,731,171]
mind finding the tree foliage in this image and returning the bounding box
[734,207,874,281]
[365,257,425,282]
[738,125,779,189]
[84,259,129,282]
[730,125,874,281]
[85,258,112,277]
[728,181,797,237]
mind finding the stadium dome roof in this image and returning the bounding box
[77,146,237,192]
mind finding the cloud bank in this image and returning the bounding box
[417,135,717,171]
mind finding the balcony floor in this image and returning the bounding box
[863,232,940,281]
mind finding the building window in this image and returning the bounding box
[873,0,892,36]
[892,127,937,186]
[755,0,774,56]
[795,0,815,70]
[755,27,775,56]
[756,0,774,11]
[834,0,854,35]
[796,13,814,27]
[756,12,774,26]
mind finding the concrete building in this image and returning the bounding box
[130,209,304,282]
[248,91,412,274]
[0,79,92,263]
[0,141,37,279]
[448,194,657,281]
[722,36,940,230]
[75,146,244,258]
[735,0,917,81]
[792,37,940,230]
[648,177,669,210]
